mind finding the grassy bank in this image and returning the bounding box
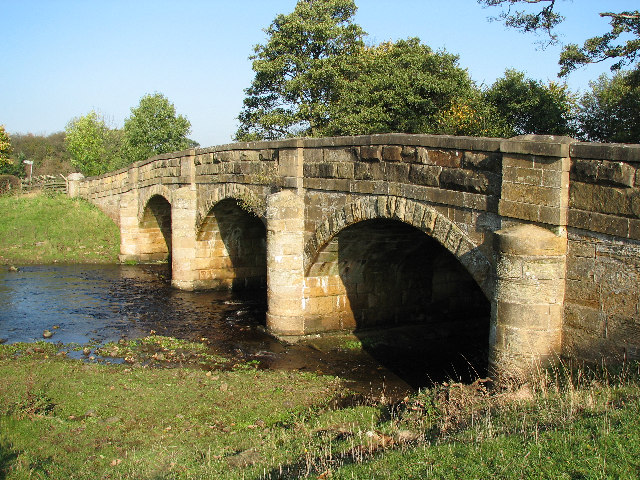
[0,192,119,265]
[1,340,640,479]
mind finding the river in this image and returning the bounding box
[0,264,488,401]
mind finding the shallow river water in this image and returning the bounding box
[0,264,486,401]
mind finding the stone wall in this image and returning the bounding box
[565,142,640,362]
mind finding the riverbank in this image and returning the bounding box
[1,341,640,479]
[0,192,119,265]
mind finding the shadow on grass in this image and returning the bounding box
[0,440,19,480]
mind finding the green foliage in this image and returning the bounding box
[560,11,640,77]
[9,132,72,176]
[484,69,577,136]
[64,111,125,177]
[0,125,13,167]
[324,38,505,137]
[123,93,192,163]
[578,71,640,143]
[478,1,640,78]
[235,0,365,141]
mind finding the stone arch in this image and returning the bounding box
[304,195,493,298]
[137,185,173,224]
[196,183,268,235]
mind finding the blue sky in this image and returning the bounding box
[2,0,637,147]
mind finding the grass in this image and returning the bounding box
[1,341,640,479]
[0,192,119,265]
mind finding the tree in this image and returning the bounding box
[478,1,640,78]
[11,132,73,176]
[235,0,365,141]
[65,111,124,176]
[123,93,192,163]
[483,69,577,136]
[0,125,12,167]
[324,38,509,138]
[578,71,640,143]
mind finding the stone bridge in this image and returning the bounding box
[68,133,640,376]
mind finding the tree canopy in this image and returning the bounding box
[65,111,124,177]
[324,38,509,138]
[484,69,576,136]
[478,1,640,77]
[578,71,640,144]
[235,0,365,141]
[123,93,192,163]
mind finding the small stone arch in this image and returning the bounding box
[195,183,268,235]
[304,195,494,298]
[137,185,173,224]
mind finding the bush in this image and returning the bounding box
[0,175,20,195]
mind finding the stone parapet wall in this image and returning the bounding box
[568,142,640,240]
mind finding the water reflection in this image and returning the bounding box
[0,264,487,400]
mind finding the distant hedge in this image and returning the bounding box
[0,175,20,195]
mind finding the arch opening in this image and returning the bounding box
[139,195,172,263]
[196,198,267,293]
[308,218,490,387]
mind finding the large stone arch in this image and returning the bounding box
[196,183,269,235]
[304,195,494,299]
[137,185,174,224]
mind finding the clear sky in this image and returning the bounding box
[2,0,637,148]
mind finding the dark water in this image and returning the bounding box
[0,265,488,400]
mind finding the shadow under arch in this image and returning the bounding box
[196,198,267,294]
[304,195,494,299]
[139,193,172,263]
[305,196,494,388]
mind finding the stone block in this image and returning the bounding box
[385,163,410,183]
[496,302,556,330]
[382,146,403,162]
[463,151,501,172]
[360,145,382,162]
[502,182,563,208]
[408,164,441,187]
[425,149,462,168]
[440,168,490,194]
[401,146,417,162]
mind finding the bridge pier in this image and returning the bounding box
[490,224,566,378]
[265,190,307,336]
[171,186,199,290]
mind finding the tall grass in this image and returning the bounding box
[0,192,119,264]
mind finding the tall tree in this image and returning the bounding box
[578,71,640,144]
[65,111,124,177]
[324,38,509,138]
[123,93,192,163]
[484,69,576,136]
[478,1,640,78]
[235,0,365,141]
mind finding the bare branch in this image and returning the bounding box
[601,12,640,21]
